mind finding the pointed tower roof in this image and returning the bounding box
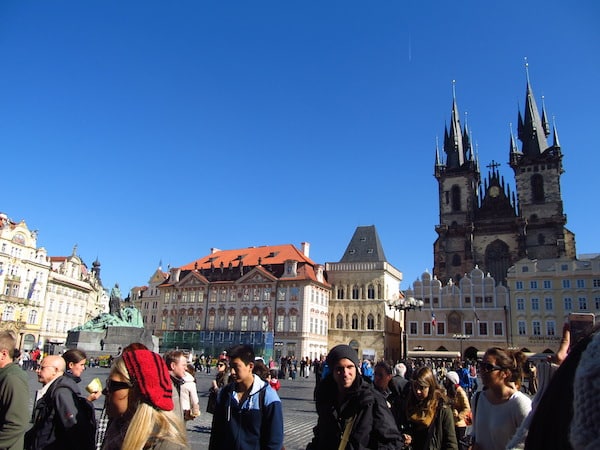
[444,81,466,169]
[552,116,561,148]
[340,225,387,263]
[518,61,549,157]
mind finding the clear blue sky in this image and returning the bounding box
[1,1,599,295]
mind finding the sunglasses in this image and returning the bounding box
[103,379,134,394]
[478,362,503,373]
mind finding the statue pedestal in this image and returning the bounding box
[66,326,158,355]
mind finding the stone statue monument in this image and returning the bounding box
[66,282,157,353]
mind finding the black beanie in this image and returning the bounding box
[326,344,360,368]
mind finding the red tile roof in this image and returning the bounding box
[180,244,315,270]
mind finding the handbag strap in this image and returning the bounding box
[338,415,357,450]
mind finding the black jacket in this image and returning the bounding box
[25,375,96,450]
[307,374,403,450]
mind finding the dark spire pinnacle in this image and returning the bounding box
[444,80,466,169]
[509,123,518,154]
[518,59,549,156]
[463,111,473,161]
[552,116,561,148]
[541,95,551,137]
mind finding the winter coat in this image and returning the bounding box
[0,362,30,450]
[400,401,458,450]
[307,374,403,450]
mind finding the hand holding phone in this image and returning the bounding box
[568,313,595,348]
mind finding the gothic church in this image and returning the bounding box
[433,72,576,285]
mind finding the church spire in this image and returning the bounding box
[443,80,466,169]
[552,116,561,148]
[518,59,549,157]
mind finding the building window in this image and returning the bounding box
[577,279,586,289]
[547,321,556,336]
[522,266,529,272]
[579,297,588,310]
[464,322,473,335]
[531,173,544,202]
[494,322,503,336]
[409,322,418,335]
[241,314,248,331]
[451,185,461,211]
[593,279,600,288]
[517,298,525,311]
[352,286,359,300]
[351,314,358,330]
[518,321,526,335]
[531,298,539,311]
[516,281,524,290]
[276,314,284,332]
[423,322,431,335]
[367,285,375,299]
[530,281,538,289]
[563,279,571,289]
[545,297,553,311]
[336,314,343,329]
[28,309,38,324]
[532,321,541,336]
[337,288,344,299]
[479,322,488,336]
[367,314,375,330]
[289,314,297,332]
[437,322,445,335]
[564,297,573,310]
[543,280,552,289]
[596,297,600,310]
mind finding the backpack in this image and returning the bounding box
[26,379,97,450]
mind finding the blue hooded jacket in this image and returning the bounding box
[209,374,284,450]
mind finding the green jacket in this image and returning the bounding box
[0,362,30,450]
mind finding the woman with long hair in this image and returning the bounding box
[443,371,471,450]
[401,366,458,450]
[471,347,531,450]
[63,349,102,402]
[101,349,188,450]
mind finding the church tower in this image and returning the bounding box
[508,64,576,260]
[433,85,480,284]
[434,66,576,286]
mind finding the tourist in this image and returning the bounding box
[101,349,188,450]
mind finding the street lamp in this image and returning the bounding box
[453,333,471,360]
[387,296,424,361]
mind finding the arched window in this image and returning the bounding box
[2,305,14,321]
[351,314,359,330]
[367,314,375,330]
[336,314,343,329]
[28,309,38,324]
[367,285,375,299]
[531,174,545,202]
[337,287,344,299]
[451,185,461,211]
[352,285,359,300]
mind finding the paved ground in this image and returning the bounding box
[25,366,318,450]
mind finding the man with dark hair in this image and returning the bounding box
[307,344,403,450]
[0,331,29,450]
[209,344,284,450]
[164,349,187,419]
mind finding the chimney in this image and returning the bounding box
[169,267,181,283]
[301,242,310,258]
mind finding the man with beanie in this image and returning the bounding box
[307,344,403,450]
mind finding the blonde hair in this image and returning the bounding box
[110,357,188,450]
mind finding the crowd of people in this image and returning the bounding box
[1,323,599,449]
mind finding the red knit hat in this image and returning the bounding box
[122,349,174,411]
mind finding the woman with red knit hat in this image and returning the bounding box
[101,349,189,450]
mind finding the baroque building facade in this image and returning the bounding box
[325,226,403,362]
[0,211,107,352]
[140,243,330,361]
[507,255,600,354]
[405,268,510,359]
[433,73,576,286]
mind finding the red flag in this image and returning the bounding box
[431,312,437,327]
